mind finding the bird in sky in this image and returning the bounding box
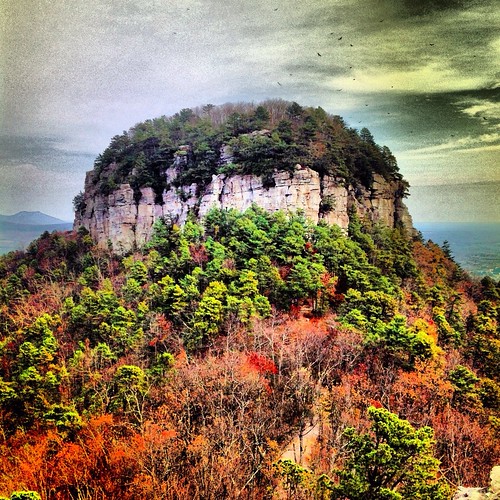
[317,52,322,56]
[338,36,342,40]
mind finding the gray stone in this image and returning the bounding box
[74,165,414,254]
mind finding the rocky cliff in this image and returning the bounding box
[74,162,413,254]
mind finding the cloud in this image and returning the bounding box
[456,98,500,124]
[1,0,499,221]
[332,63,487,94]
[397,131,500,158]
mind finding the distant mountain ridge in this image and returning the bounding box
[0,211,70,225]
[0,211,73,254]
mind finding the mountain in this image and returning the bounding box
[0,211,69,225]
[74,101,413,253]
[0,211,73,254]
[1,202,498,497]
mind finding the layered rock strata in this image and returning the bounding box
[74,165,413,254]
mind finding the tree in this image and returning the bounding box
[329,406,450,500]
[187,281,228,349]
[252,105,270,129]
[110,365,148,425]
[360,127,375,145]
[286,101,304,120]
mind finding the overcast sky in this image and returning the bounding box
[1,0,499,222]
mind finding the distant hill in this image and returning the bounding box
[0,211,69,225]
[0,211,73,254]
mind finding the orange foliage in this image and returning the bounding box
[432,406,500,486]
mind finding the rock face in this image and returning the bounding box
[74,165,413,254]
[453,466,500,499]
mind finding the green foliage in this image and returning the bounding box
[448,365,479,406]
[9,493,41,500]
[123,257,148,284]
[366,316,438,367]
[0,314,69,428]
[273,459,331,498]
[478,377,500,410]
[433,307,460,345]
[329,407,451,500]
[341,289,398,326]
[227,270,271,323]
[284,256,327,311]
[149,275,188,317]
[188,281,228,349]
[72,191,86,213]
[89,101,405,201]
[320,194,336,214]
[42,404,84,434]
[64,281,144,356]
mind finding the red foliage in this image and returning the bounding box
[247,352,278,375]
[189,243,209,266]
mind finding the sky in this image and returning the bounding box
[0,0,499,222]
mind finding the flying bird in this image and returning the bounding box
[317,52,322,56]
[277,82,282,86]
[338,36,342,40]
[429,43,435,46]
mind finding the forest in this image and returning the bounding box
[0,204,499,499]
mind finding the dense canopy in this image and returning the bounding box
[0,203,499,498]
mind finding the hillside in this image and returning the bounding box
[0,103,498,499]
[0,206,499,499]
